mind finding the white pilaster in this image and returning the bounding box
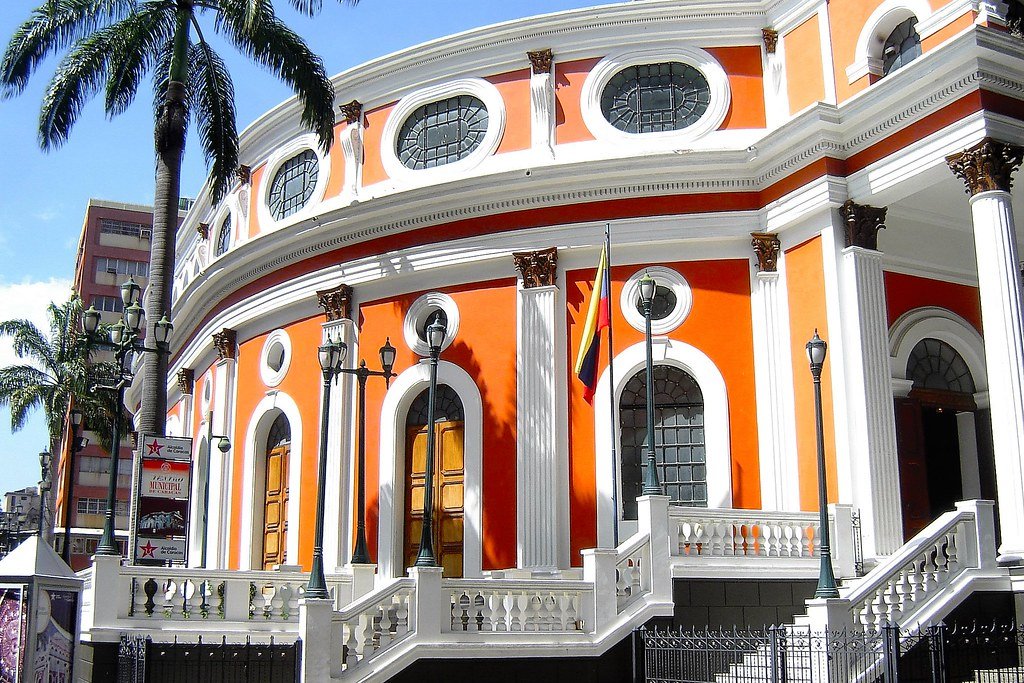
[969,189,1024,561]
[839,245,903,556]
[322,318,355,571]
[529,61,555,158]
[516,283,561,572]
[209,357,236,569]
[340,119,363,202]
[751,269,801,511]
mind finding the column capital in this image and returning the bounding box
[213,328,237,361]
[947,138,1024,196]
[513,247,558,288]
[839,200,887,250]
[339,100,363,125]
[527,48,553,74]
[316,283,354,321]
[235,165,251,185]
[176,368,195,396]
[197,222,209,240]
[762,28,778,54]
[750,232,781,272]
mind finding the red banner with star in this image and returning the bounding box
[133,435,193,565]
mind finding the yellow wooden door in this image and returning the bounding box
[404,421,465,577]
[262,445,289,570]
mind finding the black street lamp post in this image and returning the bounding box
[306,337,346,599]
[62,410,86,564]
[332,339,397,565]
[82,276,173,556]
[638,272,664,496]
[807,329,840,599]
[37,451,52,537]
[415,314,447,568]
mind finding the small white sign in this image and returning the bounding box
[134,537,187,562]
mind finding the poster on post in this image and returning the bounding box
[0,586,26,683]
[32,588,76,683]
[133,435,192,565]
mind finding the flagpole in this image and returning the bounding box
[605,223,619,548]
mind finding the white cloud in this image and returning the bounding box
[0,278,75,370]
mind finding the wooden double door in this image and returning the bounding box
[403,421,465,577]
[262,445,290,570]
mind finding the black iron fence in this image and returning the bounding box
[641,622,1024,683]
[117,635,300,683]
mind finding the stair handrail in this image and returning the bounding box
[334,576,415,621]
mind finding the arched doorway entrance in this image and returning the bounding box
[261,413,291,569]
[619,365,707,521]
[895,338,996,540]
[403,385,465,577]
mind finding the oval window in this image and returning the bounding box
[267,150,319,220]
[600,62,710,134]
[396,95,489,170]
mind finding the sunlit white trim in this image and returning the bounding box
[888,306,987,391]
[620,266,693,335]
[259,329,292,388]
[403,292,460,357]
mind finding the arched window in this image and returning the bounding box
[907,338,975,393]
[215,214,231,257]
[267,413,291,448]
[619,365,706,519]
[267,149,319,220]
[407,384,465,425]
[882,17,921,76]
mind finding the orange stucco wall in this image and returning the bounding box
[566,259,761,565]
[555,58,601,145]
[828,0,877,103]
[361,103,394,187]
[247,164,265,238]
[358,280,519,571]
[921,11,975,51]
[707,47,767,129]
[488,69,532,154]
[884,272,982,333]
[785,237,839,510]
[228,316,325,570]
[785,15,826,113]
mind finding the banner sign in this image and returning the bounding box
[134,434,193,565]
[0,586,26,683]
[32,588,76,683]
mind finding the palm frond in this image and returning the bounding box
[187,39,238,202]
[0,365,51,432]
[215,2,335,152]
[0,0,140,97]
[103,2,175,116]
[37,29,116,148]
[0,319,57,370]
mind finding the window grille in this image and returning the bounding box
[396,95,489,170]
[267,150,318,220]
[601,62,711,134]
[882,17,921,75]
[906,338,975,393]
[99,218,147,237]
[633,284,678,321]
[619,365,706,519]
[267,413,291,449]
[407,385,464,426]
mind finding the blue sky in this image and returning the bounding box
[0,0,599,499]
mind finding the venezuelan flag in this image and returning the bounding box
[574,247,610,404]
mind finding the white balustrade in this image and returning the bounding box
[444,580,588,633]
[332,578,415,675]
[614,533,650,611]
[669,508,820,559]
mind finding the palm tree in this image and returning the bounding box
[1,0,353,435]
[0,296,119,539]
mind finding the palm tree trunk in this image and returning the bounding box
[138,80,186,436]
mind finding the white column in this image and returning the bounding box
[751,268,801,511]
[208,356,236,569]
[339,103,364,203]
[516,282,561,572]
[969,189,1024,560]
[322,318,355,572]
[839,245,903,555]
[528,50,555,159]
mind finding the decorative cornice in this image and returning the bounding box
[762,28,778,54]
[197,223,210,240]
[236,165,251,185]
[750,232,781,272]
[512,247,558,288]
[316,284,354,321]
[213,328,237,361]
[176,368,195,396]
[339,99,363,125]
[527,48,553,74]
[946,137,1024,196]
[839,200,887,250]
